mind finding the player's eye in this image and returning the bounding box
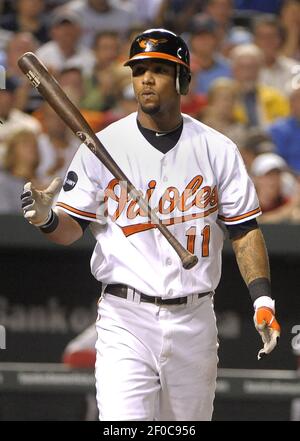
[154,66,167,74]
[132,66,146,76]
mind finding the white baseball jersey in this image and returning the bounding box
[56,112,261,298]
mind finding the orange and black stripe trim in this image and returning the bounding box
[122,205,218,237]
[218,207,261,223]
[124,52,190,69]
[56,202,97,219]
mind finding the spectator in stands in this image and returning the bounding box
[36,103,79,183]
[57,67,85,108]
[63,0,138,48]
[0,0,49,44]
[234,0,283,14]
[4,32,38,81]
[93,31,120,71]
[58,66,115,132]
[251,152,300,223]
[254,16,297,95]
[180,89,208,119]
[205,0,233,38]
[280,0,300,60]
[200,77,247,146]
[36,9,94,76]
[81,31,121,112]
[0,129,41,214]
[4,32,42,113]
[239,128,275,171]
[230,44,289,128]
[0,77,41,163]
[268,86,300,175]
[221,25,253,58]
[153,0,202,34]
[204,0,254,55]
[189,14,232,95]
[112,0,163,27]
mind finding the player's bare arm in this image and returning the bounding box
[231,228,270,285]
[232,228,280,359]
[45,209,83,245]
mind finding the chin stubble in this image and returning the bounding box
[140,104,161,115]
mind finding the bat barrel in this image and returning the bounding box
[18,52,93,137]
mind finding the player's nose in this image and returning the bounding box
[142,70,155,85]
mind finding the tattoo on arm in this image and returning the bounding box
[232,228,270,286]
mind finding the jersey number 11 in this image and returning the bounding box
[186,226,210,257]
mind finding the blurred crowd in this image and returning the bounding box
[1,0,300,224]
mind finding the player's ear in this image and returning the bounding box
[176,65,191,96]
[180,71,191,96]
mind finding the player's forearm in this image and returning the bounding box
[232,228,270,286]
[42,209,83,246]
[232,230,280,360]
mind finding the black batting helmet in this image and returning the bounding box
[124,28,191,95]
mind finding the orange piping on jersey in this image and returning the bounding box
[218,207,261,223]
[56,202,97,219]
[121,205,218,237]
[122,223,155,236]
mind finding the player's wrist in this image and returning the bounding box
[31,210,52,227]
[253,296,275,312]
[248,277,272,306]
[39,209,59,233]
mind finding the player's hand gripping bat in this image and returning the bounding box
[18,52,198,269]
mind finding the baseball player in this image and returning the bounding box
[21,29,281,421]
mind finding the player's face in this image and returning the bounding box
[131,60,178,115]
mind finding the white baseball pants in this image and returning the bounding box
[95,293,218,421]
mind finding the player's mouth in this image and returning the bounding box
[141,89,156,97]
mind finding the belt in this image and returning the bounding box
[104,283,211,306]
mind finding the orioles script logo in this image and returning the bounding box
[102,175,218,237]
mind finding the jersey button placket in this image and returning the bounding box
[161,157,168,183]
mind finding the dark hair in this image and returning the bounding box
[253,15,286,44]
[93,30,119,49]
[243,128,274,154]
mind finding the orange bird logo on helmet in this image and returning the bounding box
[138,38,168,49]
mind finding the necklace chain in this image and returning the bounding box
[155,120,183,135]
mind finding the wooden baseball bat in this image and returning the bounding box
[18,52,198,270]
